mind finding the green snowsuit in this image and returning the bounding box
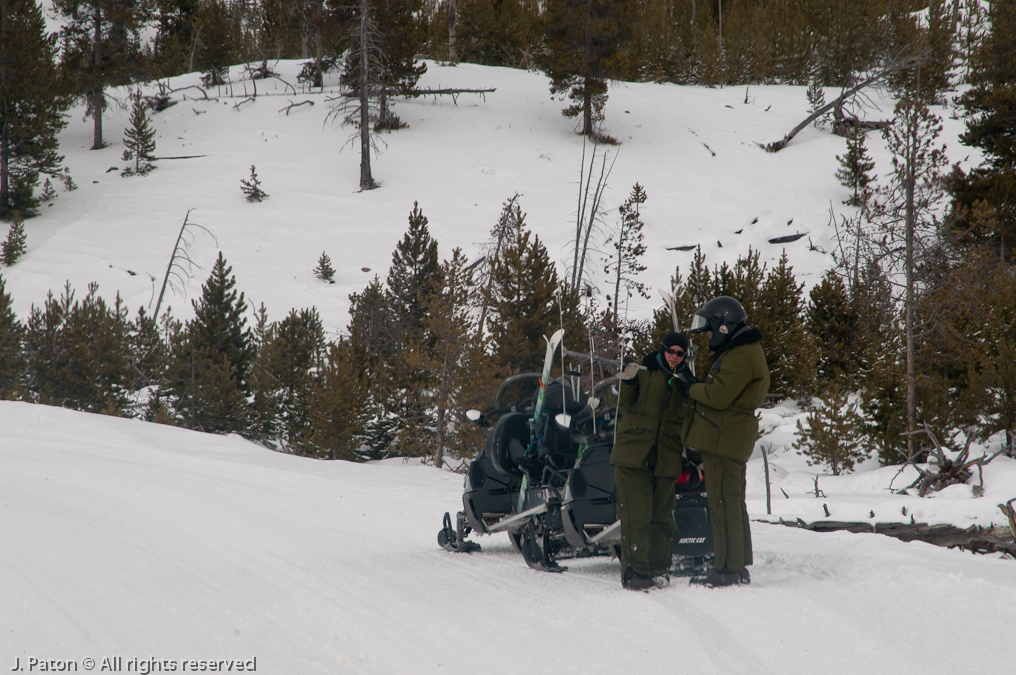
[682,326,770,574]
[609,351,692,578]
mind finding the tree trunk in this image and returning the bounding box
[358,0,375,190]
[448,0,457,64]
[314,0,324,88]
[905,109,917,459]
[91,5,103,150]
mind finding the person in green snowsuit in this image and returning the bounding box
[609,332,693,591]
[674,296,770,588]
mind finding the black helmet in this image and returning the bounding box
[689,296,747,350]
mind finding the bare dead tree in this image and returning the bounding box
[901,426,1006,497]
[570,139,617,294]
[765,51,925,153]
[153,209,217,321]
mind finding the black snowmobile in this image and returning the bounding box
[439,367,715,576]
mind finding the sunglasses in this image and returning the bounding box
[665,347,685,357]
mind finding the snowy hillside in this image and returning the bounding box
[0,60,977,331]
[1,401,1013,674]
[2,60,1013,674]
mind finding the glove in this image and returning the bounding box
[617,361,640,382]
[673,370,699,396]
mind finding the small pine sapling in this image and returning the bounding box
[835,124,877,207]
[241,165,269,202]
[793,384,868,475]
[122,88,157,176]
[314,252,336,283]
[1,214,27,266]
[807,77,827,128]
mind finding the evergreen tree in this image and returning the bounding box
[23,282,132,414]
[951,1,1016,260]
[53,0,152,150]
[806,268,859,386]
[604,183,649,325]
[794,383,867,475]
[538,0,629,136]
[0,274,25,399]
[386,201,439,347]
[341,0,428,130]
[121,88,157,177]
[151,0,200,77]
[240,165,269,202]
[250,306,326,449]
[835,124,876,207]
[306,338,369,460]
[486,203,562,374]
[0,0,69,219]
[754,250,819,399]
[1,213,27,265]
[450,0,541,68]
[166,252,253,433]
[806,76,826,127]
[313,251,336,282]
[193,0,239,86]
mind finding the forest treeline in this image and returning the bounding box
[0,1,1015,472]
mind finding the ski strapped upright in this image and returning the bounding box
[517,328,565,512]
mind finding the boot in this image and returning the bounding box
[622,567,656,591]
[689,569,741,588]
[740,568,751,585]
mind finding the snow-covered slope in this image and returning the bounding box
[1,61,976,332]
[1,401,1012,674]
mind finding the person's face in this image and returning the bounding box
[663,344,686,369]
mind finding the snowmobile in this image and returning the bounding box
[438,336,715,576]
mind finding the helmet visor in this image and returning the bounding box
[689,313,709,333]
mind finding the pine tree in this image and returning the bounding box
[538,0,629,136]
[1,214,27,266]
[193,0,238,86]
[835,124,876,207]
[0,274,25,399]
[151,0,200,77]
[951,1,1016,260]
[166,253,253,433]
[306,338,369,460]
[121,88,157,177]
[806,76,826,127]
[604,183,649,325]
[794,383,867,475]
[53,0,151,150]
[23,282,131,413]
[240,165,269,202]
[486,203,562,374]
[386,201,439,348]
[314,252,336,282]
[0,0,69,219]
[806,268,859,386]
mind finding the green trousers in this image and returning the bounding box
[702,453,753,573]
[614,464,677,578]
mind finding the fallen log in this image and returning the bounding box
[769,517,1016,556]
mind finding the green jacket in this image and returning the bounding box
[609,351,691,477]
[682,326,770,463]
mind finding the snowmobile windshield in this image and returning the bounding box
[689,313,709,333]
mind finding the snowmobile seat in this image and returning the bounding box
[487,411,531,478]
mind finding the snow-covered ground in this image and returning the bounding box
[1,60,977,331]
[2,60,1012,673]
[1,401,1013,674]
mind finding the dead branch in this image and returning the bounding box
[764,51,924,152]
[233,97,255,111]
[172,84,217,102]
[902,426,1006,496]
[1000,499,1016,539]
[279,100,315,116]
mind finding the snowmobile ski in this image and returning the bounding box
[517,328,565,512]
